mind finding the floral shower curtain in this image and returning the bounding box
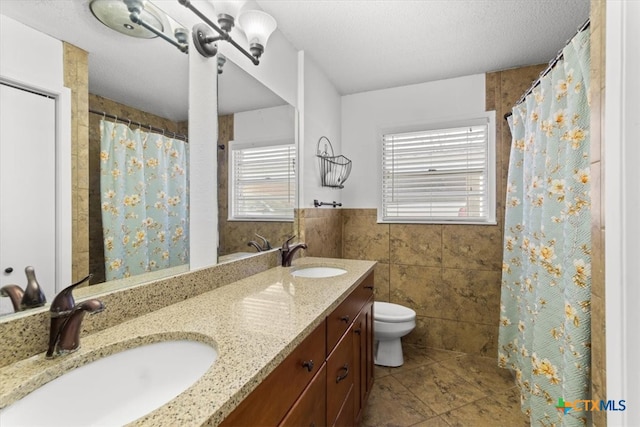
[100,120,189,281]
[499,28,591,426]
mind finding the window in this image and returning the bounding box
[379,113,496,224]
[229,139,296,221]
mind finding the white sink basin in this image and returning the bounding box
[0,340,217,427]
[291,267,347,278]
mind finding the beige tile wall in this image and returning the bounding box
[589,0,606,425]
[299,208,342,258]
[63,43,89,283]
[217,114,295,255]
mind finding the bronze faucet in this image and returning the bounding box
[46,274,105,359]
[247,234,272,252]
[0,266,46,312]
[280,236,307,267]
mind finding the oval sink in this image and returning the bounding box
[0,340,217,427]
[291,267,347,278]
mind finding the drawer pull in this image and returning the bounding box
[354,328,362,335]
[364,285,374,289]
[302,360,314,372]
[336,364,349,383]
[340,315,350,323]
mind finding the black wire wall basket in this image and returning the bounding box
[316,136,352,189]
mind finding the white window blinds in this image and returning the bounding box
[230,140,296,221]
[380,114,495,224]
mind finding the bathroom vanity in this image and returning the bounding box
[220,271,374,427]
[0,257,376,426]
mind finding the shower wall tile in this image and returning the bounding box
[441,268,501,325]
[64,42,90,282]
[390,224,442,267]
[373,262,390,302]
[299,208,342,259]
[342,210,389,263]
[222,221,295,256]
[390,265,444,318]
[442,225,502,271]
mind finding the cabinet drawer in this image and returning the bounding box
[354,271,374,303]
[220,321,327,427]
[279,364,326,427]
[326,328,354,426]
[326,272,374,353]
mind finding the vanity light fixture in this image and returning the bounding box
[89,0,189,53]
[178,0,277,66]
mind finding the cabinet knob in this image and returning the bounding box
[340,315,350,323]
[354,328,362,335]
[302,360,314,372]
[336,363,349,383]
[4,267,13,274]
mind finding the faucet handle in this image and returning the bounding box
[50,274,93,317]
[255,234,272,250]
[282,235,296,250]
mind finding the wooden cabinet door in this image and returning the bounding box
[332,386,354,427]
[220,322,326,427]
[353,297,374,424]
[280,364,327,427]
[365,297,375,400]
[352,308,366,422]
[326,327,354,426]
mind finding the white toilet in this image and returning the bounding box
[373,301,417,367]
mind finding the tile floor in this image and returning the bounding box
[362,345,530,427]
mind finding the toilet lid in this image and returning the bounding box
[374,301,416,323]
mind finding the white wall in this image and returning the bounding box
[0,15,63,89]
[298,51,343,207]
[234,104,295,142]
[341,74,486,208]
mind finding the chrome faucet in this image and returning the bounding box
[247,234,272,252]
[46,274,105,359]
[0,266,46,312]
[280,236,307,267]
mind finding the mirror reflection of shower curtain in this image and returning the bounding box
[99,120,189,281]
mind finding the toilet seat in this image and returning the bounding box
[374,302,416,323]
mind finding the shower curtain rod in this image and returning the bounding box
[89,109,188,142]
[504,18,590,120]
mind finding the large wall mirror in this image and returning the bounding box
[217,59,298,263]
[0,0,190,317]
[0,1,299,319]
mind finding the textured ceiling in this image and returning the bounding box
[257,0,590,94]
[0,0,590,119]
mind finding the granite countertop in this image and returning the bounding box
[0,257,376,426]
